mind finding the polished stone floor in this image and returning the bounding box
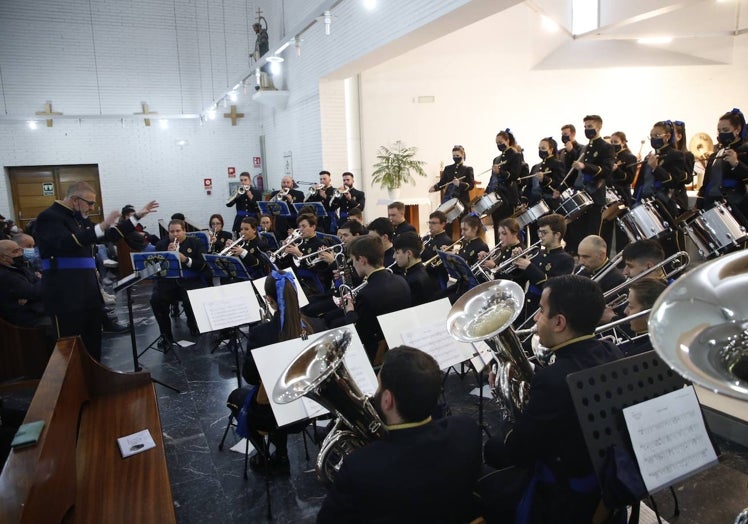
[84,279,748,523]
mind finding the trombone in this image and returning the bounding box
[268,229,302,263]
[293,243,344,267]
[471,241,541,282]
[602,251,690,308]
[218,237,245,256]
[424,236,464,268]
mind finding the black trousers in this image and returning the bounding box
[53,308,104,361]
[150,284,197,340]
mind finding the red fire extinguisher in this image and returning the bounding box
[253,173,264,192]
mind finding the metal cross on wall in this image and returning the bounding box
[35,102,63,127]
[223,105,245,126]
[134,102,158,126]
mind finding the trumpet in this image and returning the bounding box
[170,238,180,252]
[473,241,542,281]
[308,184,327,195]
[338,279,368,308]
[424,236,464,268]
[218,237,246,256]
[226,185,249,205]
[293,243,344,267]
[331,186,350,201]
[268,229,302,263]
[274,187,290,201]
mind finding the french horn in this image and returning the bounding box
[272,328,386,484]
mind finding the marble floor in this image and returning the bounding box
[87,279,748,523]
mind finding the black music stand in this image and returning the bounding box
[293,202,326,218]
[259,231,279,251]
[203,255,252,358]
[566,351,690,521]
[258,200,291,218]
[115,259,180,393]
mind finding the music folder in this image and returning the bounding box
[258,200,291,217]
[131,251,182,279]
[204,254,250,280]
[294,202,327,217]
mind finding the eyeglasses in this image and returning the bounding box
[210,222,222,226]
[537,229,552,236]
[76,197,96,206]
[649,133,666,139]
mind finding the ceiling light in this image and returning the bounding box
[208,109,216,120]
[638,36,673,45]
[27,120,38,130]
[266,55,284,63]
[324,11,332,35]
[270,61,281,75]
[159,119,168,129]
[541,15,559,32]
[229,90,238,102]
[363,0,377,10]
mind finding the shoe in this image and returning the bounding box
[101,290,116,305]
[249,452,290,474]
[102,259,119,269]
[170,304,181,318]
[158,337,174,351]
[103,317,129,333]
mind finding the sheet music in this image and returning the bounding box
[623,386,718,494]
[204,296,254,331]
[400,320,472,370]
[470,341,494,373]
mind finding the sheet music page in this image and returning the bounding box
[623,386,718,494]
[400,320,471,370]
[204,295,254,331]
[470,341,494,373]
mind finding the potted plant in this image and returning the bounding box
[370,140,428,199]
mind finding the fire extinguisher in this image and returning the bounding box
[253,173,264,192]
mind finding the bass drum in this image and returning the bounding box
[617,199,670,241]
[471,192,503,217]
[517,201,550,229]
[436,198,465,223]
[554,189,593,221]
[684,201,748,258]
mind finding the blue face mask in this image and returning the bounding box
[23,247,38,261]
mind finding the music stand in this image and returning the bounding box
[259,231,279,251]
[438,251,480,291]
[115,259,180,393]
[258,200,291,218]
[293,202,326,218]
[132,251,184,359]
[186,231,210,252]
[203,255,252,356]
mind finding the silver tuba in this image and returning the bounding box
[272,328,387,484]
[446,280,533,420]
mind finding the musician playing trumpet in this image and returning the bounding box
[207,214,233,254]
[618,278,666,357]
[284,215,330,296]
[269,176,305,241]
[226,171,262,235]
[305,170,336,233]
[421,210,452,289]
[476,217,525,285]
[331,172,365,223]
[230,217,270,279]
[392,232,434,306]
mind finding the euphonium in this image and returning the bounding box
[272,329,387,484]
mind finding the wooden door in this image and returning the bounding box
[8,165,102,230]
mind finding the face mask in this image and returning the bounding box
[612,144,622,153]
[561,135,571,144]
[538,150,549,159]
[12,255,25,268]
[718,131,735,147]
[23,247,38,261]
[650,137,665,150]
[453,156,462,164]
[584,128,596,139]
[497,144,507,152]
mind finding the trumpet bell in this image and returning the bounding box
[649,250,748,401]
[447,280,524,342]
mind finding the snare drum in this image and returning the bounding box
[602,187,627,221]
[436,198,465,223]
[554,189,593,221]
[617,199,669,241]
[471,192,503,217]
[517,201,550,229]
[684,202,748,258]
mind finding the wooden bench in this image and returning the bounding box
[0,317,54,382]
[0,337,176,523]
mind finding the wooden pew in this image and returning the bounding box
[0,337,176,523]
[0,317,54,382]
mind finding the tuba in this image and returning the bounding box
[446,280,533,420]
[272,328,387,484]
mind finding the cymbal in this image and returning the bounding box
[689,132,714,160]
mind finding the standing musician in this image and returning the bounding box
[269,175,305,241]
[477,217,526,286]
[457,214,488,267]
[512,214,574,321]
[331,172,366,223]
[428,145,475,221]
[421,210,452,290]
[342,235,411,362]
[564,115,615,256]
[306,170,336,233]
[481,275,623,524]
[530,137,565,209]
[208,213,233,254]
[575,235,626,294]
[35,181,158,361]
[600,131,636,255]
[366,217,397,271]
[150,219,208,347]
[227,217,270,279]
[697,108,748,228]
[673,120,695,211]
[283,214,330,296]
[486,129,523,245]
[392,232,435,306]
[226,171,263,234]
[387,201,416,239]
[558,124,583,174]
[617,278,667,357]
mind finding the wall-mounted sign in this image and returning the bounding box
[42,182,54,196]
[283,152,293,177]
[253,156,262,168]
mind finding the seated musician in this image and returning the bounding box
[0,239,49,329]
[421,210,452,290]
[386,201,416,239]
[150,219,208,347]
[227,217,269,279]
[318,346,482,523]
[241,272,324,473]
[392,232,434,306]
[366,217,397,271]
[283,214,330,296]
[513,213,574,321]
[482,275,623,524]
[346,207,364,226]
[458,214,488,267]
[477,217,525,285]
[120,204,158,252]
[621,239,666,279]
[342,235,411,361]
[575,235,626,293]
[208,213,233,254]
[618,278,667,357]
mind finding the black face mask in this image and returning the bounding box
[453,156,462,164]
[718,131,736,147]
[12,255,25,268]
[650,137,665,150]
[612,144,622,153]
[538,150,549,159]
[584,128,596,139]
[497,144,507,152]
[561,135,571,144]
